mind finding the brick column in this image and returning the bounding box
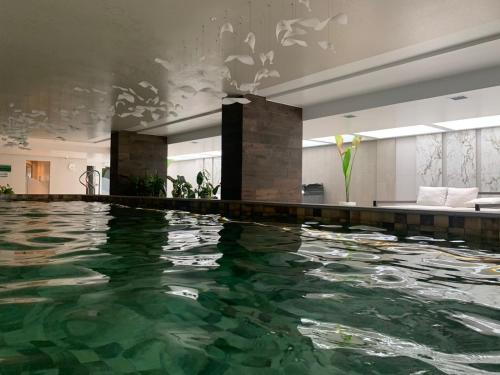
[110,132,168,195]
[221,95,303,203]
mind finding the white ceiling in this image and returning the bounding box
[303,84,500,139]
[146,17,500,139]
[1,0,500,146]
[169,84,500,156]
[268,26,500,110]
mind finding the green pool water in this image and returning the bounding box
[0,201,499,375]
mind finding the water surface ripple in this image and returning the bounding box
[0,201,499,374]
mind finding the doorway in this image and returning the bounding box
[26,161,50,194]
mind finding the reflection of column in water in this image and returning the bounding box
[93,205,171,282]
[196,222,334,372]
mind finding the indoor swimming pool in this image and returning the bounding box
[0,201,499,374]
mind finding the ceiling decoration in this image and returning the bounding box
[2,0,499,147]
[0,0,349,148]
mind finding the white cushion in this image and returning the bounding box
[465,197,500,206]
[445,187,479,208]
[416,186,448,206]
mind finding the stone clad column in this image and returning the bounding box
[221,95,303,203]
[110,131,168,195]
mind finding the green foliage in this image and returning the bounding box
[0,184,14,195]
[167,175,195,198]
[194,170,220,199]
[147,174,166,197]
[166,170,220,199]
[130,174,166,197]
[335,135,362,202]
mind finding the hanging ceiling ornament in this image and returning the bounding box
[299,0,312,12]
[259,50,275,65]
[219,22,234,38]
[298,13,347,31]
[138,81,159,94]
[282,38,308,47]
[318,40,335,51]
[276,19,301,41]
[332,12,348,25]
[254,68,280,82]
[244,32,256,53]
[154,58,175,71]
[283,27,307,39]
[238,82,260,93]
[224,54,255,65]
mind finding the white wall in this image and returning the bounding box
[0,138,109,194]
[302,141,377,206]
[167,139,406,205]
[303,127,500,205]
[395,137,417,200]
[164,127,500,204]
[376,139,396,201]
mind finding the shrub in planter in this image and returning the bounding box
[0,184,14,195]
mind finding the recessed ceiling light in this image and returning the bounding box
[344,114,357,119]
[449,95,468,101]
[355,125,443,139]
[434,115,500,131]
[169,151,221,161]
[311,135,355,144]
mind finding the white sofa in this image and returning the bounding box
[373,187,500,212]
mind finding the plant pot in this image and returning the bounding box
[338,201,357,207]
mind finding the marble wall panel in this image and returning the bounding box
[416,133,443,188]
[480,127,500,192]
[446,130,476,188]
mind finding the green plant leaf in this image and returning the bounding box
[342,148,352,177]
[0,184,14,195]
[196,171,204,186]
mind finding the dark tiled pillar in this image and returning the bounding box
[221,95,303,203]
[110,131,168,195]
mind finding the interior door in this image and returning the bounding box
[26,161,50,194]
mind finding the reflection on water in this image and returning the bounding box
[0,201,499,374]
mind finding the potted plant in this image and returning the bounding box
[128,174,167,197]
[194,170,220,199]
[335,135,361,206]
[146,174,167,197]
[0,184,14,195]
[167,175,196,198]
